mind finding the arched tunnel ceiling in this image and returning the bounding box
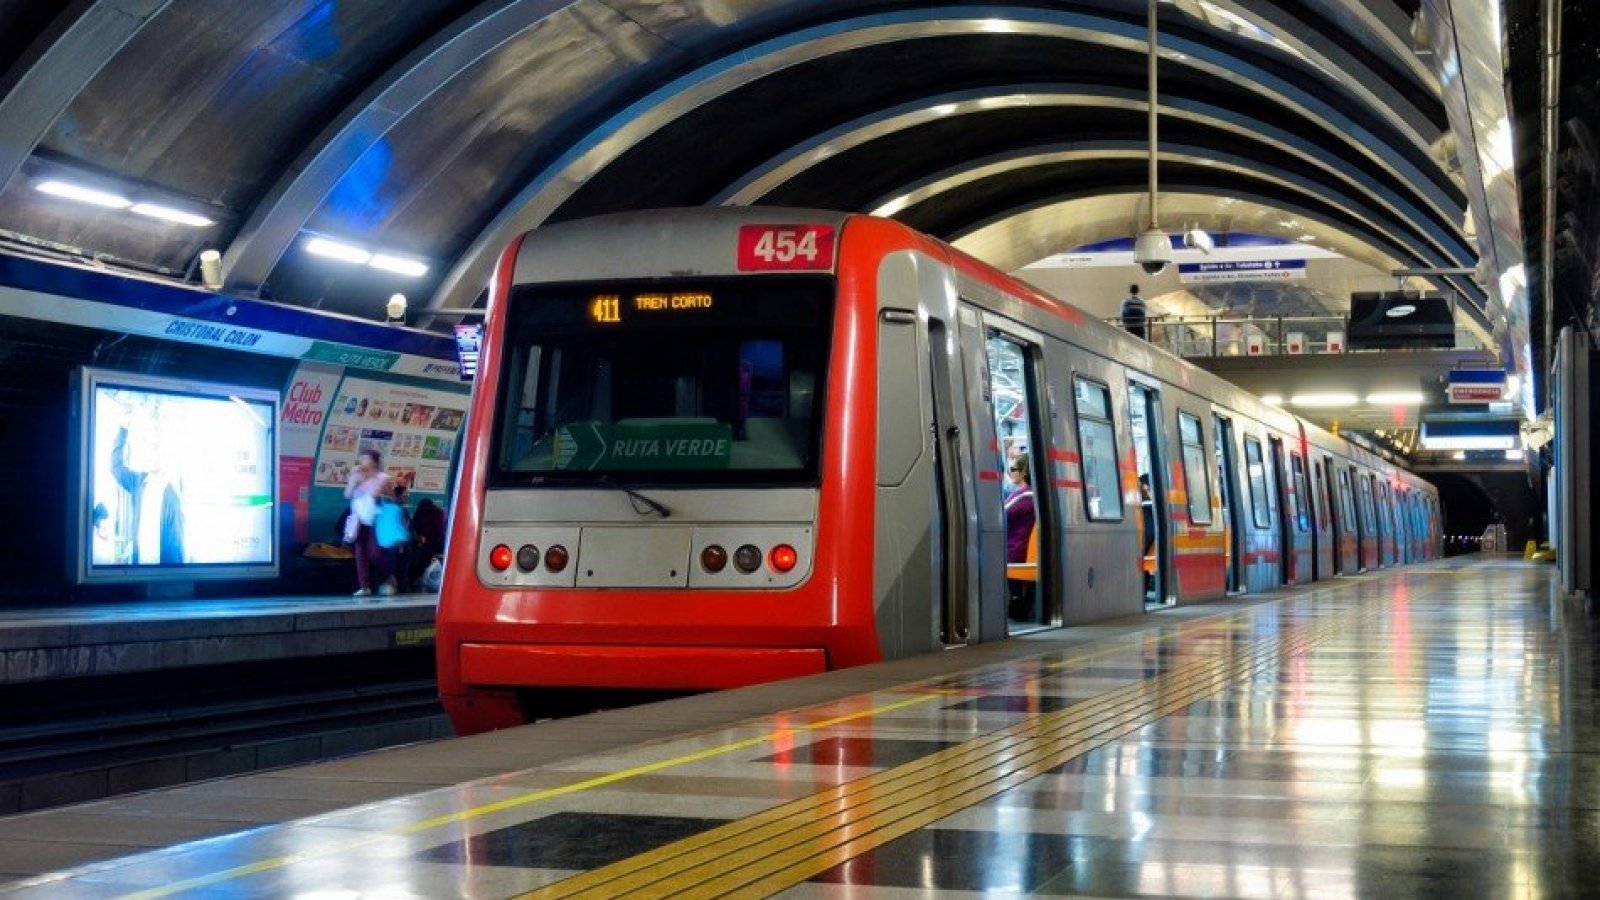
[0,0,1480,329]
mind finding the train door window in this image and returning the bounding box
[1338,468,1358,536]
[1314,459,1332,532]
[1290,453,1311,533]
[1243,436,1271,528]
[987,331,1048,630]
[1358,474,1378,535]
[1177,413,1213,525]
[1127,381,1169,605]
[1214,415,1243,593]
[1319,456,1341,575]
[1072,377,1123,521]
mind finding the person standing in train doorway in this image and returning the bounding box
[1120,284,1148,340]
[345,450,395,596]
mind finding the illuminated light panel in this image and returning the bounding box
[1366,392,1425,405]
[304,237,371,264]
[1260,394,1284,405]
[130,202,215,227]
[1505,448,1524,460]
[1420,435,1517,451]
[36,179,131,209]
[1289,393,1358,408]
[368,253,429,277]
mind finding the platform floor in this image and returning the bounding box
[0,593,437,687]
[2,557,1593,898]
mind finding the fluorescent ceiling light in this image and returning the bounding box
[36,180,131,209]
[1260,394,1284,405]
[368,253,429,277]
[305,237,371,264]
[1505,448,1524,460]
[130,202,215,227]
[1365,392,1425,405]
[1289,393,1358,408]
[1420,435,1517,451]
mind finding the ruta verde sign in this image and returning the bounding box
[555,423,734,470]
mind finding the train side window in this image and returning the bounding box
[1242,436,1271,527]
[1290,453,1311,533]
[1072,376,1123,521]
[1177,413,1213,525]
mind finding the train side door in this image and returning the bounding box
[1127,381,1170,606]
[1214,414,1244,593]
[984,325,1055,633]
[1268,437,1293,585]
[926,315,977,645]
[1317,456,1339,575]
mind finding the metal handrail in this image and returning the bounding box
[1105,313,1483,358]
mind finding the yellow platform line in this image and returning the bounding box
[518,604,1373,899]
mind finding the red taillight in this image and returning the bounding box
[769,544,798,573]
[489,544,513,572]
[544,545,569,573]
[700,545,728,573]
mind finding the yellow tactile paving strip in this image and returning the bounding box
[518,599,1379,898]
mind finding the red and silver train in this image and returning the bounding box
[438,208,1441,734]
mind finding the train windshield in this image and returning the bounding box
[492,277,832,485]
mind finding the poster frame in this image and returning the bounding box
[69,367,280,584]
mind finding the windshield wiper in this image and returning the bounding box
[598,476,673,518]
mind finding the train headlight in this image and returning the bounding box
[544,545,570,573]
[516,544,540,572]
[489,544,513,572]
[700,545,728,573]
[769,544,798,573]
[733,544,762,573]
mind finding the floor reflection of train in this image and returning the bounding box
[436,208,1442,734]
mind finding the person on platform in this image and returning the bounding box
[344,450,394,596]
[408,498,448,589]
[1120,284,1148,340]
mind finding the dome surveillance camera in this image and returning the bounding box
[1134,228,1172,275]
[386,293,407,322]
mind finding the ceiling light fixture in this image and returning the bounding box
[130,202,215,227]
[1289,393,1359,407]
[1260,394,1284,405]
[369,254,429,277]
[36,179,131,209]
[1365,392,1425,405]
[304,236,372,264]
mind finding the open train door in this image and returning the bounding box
[980,319,1057,635]
[1268,437,1293,585]
[1128,380,1171,606]
[1214,415,1245,593]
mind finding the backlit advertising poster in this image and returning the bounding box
[74,369,278,583]
[314,377,466,496]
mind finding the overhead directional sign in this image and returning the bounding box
[1447,369,1507,403]
[554,422,734,471]
[1177,259,1307,284]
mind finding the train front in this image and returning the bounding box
[437,210,879,734]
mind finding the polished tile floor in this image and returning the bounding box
[3,557,1595,898]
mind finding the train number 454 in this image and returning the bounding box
[737,224,835,271]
